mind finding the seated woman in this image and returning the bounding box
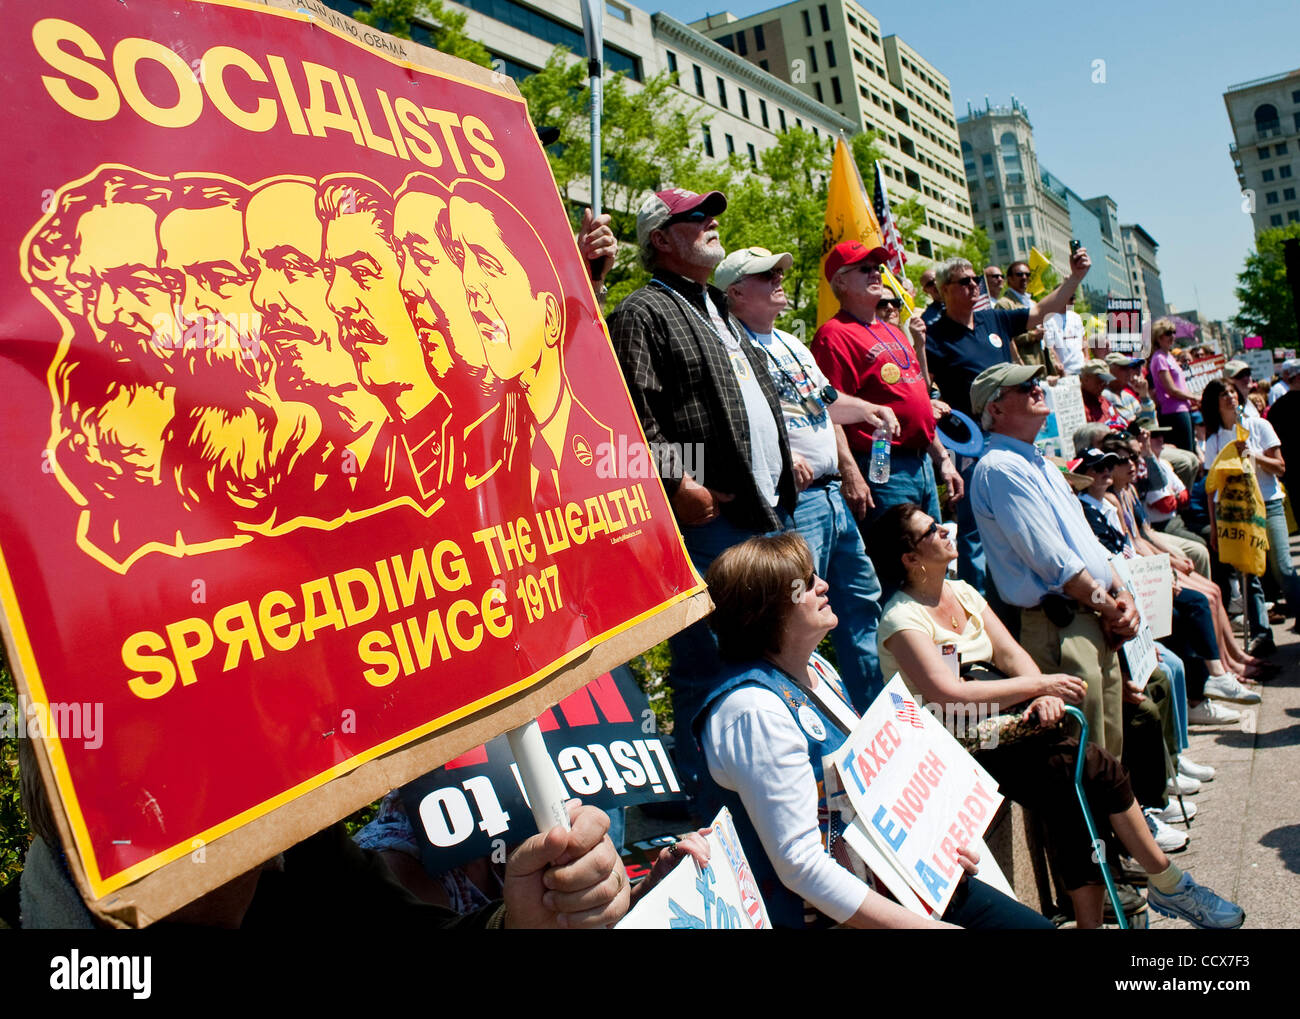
[868,503,1243,929]
[1097,430,1267,689]
[696,532,1051,930]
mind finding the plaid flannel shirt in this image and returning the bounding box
[607,269,794,532]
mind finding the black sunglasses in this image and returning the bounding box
[951,276,981,288]
[879,298,902,308]
[909,519,941,547]
[665,209,710,227]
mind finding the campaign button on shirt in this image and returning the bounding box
[797,703,827,741]
[925,306,1030,418]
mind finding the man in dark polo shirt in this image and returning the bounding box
[812,241,962,530]
[926,251,1093,594]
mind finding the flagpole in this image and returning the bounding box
[580,0,604,216]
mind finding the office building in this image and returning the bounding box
[692,1,973,259]
[1224,69,1300,235]
[958,98,1072,273]
[1121,224,1167,321]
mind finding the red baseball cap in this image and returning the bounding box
[636,188,727,246]
[824,239,888,281]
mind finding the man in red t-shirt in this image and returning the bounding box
[811,240,962,528]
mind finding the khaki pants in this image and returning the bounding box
[1160,445,1200,491]
[1020,607,1125,758]
[1158,529,1211,578]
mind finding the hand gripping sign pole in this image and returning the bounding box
[579,0,604,216]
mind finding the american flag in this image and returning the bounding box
[972,276,992,313]
[890,691,924,730]
[873,161,907,277]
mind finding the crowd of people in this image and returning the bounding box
[17,181,1287,931]
[602,186,1288,930]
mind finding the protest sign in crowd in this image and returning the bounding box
[1,0,1291,936]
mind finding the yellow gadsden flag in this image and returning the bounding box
[1205,424,1268,576]
[1027,246,1052,298]
[818,137,886,325]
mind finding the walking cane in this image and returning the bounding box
[1064,706,1129,929]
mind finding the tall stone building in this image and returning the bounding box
[1224,69,1300,235]
[692,1,973,259]
[957,98,1071,272]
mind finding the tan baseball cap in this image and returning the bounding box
[970,362,1046,419]
[715,246,794,290]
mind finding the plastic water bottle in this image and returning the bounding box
[868,424,891,484]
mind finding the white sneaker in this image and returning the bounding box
[1143,809,1189,853]
[1188,699,1242,726]
[1178,757,1216,782]
[1153,799,1198,825]
[1204,673,1262,704]
[1167,774,1201,796]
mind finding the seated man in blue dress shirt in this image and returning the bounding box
[968,362,1140,757]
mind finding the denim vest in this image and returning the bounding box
[694,655,854,928]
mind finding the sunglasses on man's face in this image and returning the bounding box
[951,276,981,289]
[987,273,1004,280]
[999,380,1042,399]
[665,209,710,227]
[1009,271,1030,279]
[879,298,902,309]
[751,268,785,284]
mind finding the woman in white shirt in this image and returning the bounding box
[696,532,1052,929]
[1202,378,1299,638]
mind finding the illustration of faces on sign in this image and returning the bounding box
[22,167,611,572]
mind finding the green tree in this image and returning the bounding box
[1234,224,1300,348]
[0,646,29,893]
[690,127,837,337]
[353,0,492,66]
[519,50,709,308]
[936,227,992,272]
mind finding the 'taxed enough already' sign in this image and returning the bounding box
[0,0,703,910]
[835,677,1003,916]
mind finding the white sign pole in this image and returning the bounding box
[507,720,571,833]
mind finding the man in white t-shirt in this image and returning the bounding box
[1269,360,1299,405]
[1042,308,1087,375]
[718,245,900,707]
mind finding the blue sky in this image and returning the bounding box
[653,0,1300,323]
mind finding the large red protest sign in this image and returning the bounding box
[0,0,704,914]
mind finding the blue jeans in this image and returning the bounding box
[1154,642,1189,754]
[793,481,883,710]
[857,448,941,524]
[669,512,790,798]
[955,455,987,596]
[1265,499,1300,617]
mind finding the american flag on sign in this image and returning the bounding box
[972,276,992,313]
[890,691,925,730]
[872,161,907,277]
